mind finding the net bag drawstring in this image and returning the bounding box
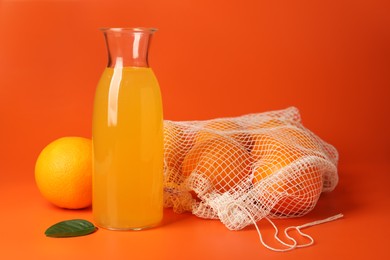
[226,201,343,252]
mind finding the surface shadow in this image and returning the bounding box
[159,208,193,227]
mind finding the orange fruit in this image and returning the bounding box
[35,137,92,209]
[182,137,252,195]
[277,126,321,151]
[164,122,196,172]
[246,118,286,130]
[195,120,241,143]
[195,119,252,152]
[251,133,303,161]
[253,162,323,217]
[244,118,289,152]
[258,118,287,129]
[251,134,322,216]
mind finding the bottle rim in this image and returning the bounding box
[99,27,157,33]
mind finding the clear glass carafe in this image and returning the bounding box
[92,28,163,230]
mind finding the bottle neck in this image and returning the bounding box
[101,28,156,68]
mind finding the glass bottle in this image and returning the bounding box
[92,28,163,230]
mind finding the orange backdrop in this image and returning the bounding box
[1,0,389,176]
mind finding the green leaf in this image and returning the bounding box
[45,219,97,238]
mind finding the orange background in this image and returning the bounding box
[0,0,389,259]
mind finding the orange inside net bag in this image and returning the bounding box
[163,107,339,233]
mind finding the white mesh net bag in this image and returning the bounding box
[163,107,341,249]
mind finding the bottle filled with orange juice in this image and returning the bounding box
[92,28,163,230]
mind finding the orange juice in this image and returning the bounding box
[92,66,163,230]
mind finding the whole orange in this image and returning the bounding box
[182,137,252,195]
[244,118,288,152]
[247,118,286,130]
[195,120,241,143]
[251,133,303,161]
[251,134,322,216]
[196,120,252,151]
[276,126,321,151]
[34,137,92,209]
[164,122,196,173]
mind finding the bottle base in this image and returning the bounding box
[96,222,161,231]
